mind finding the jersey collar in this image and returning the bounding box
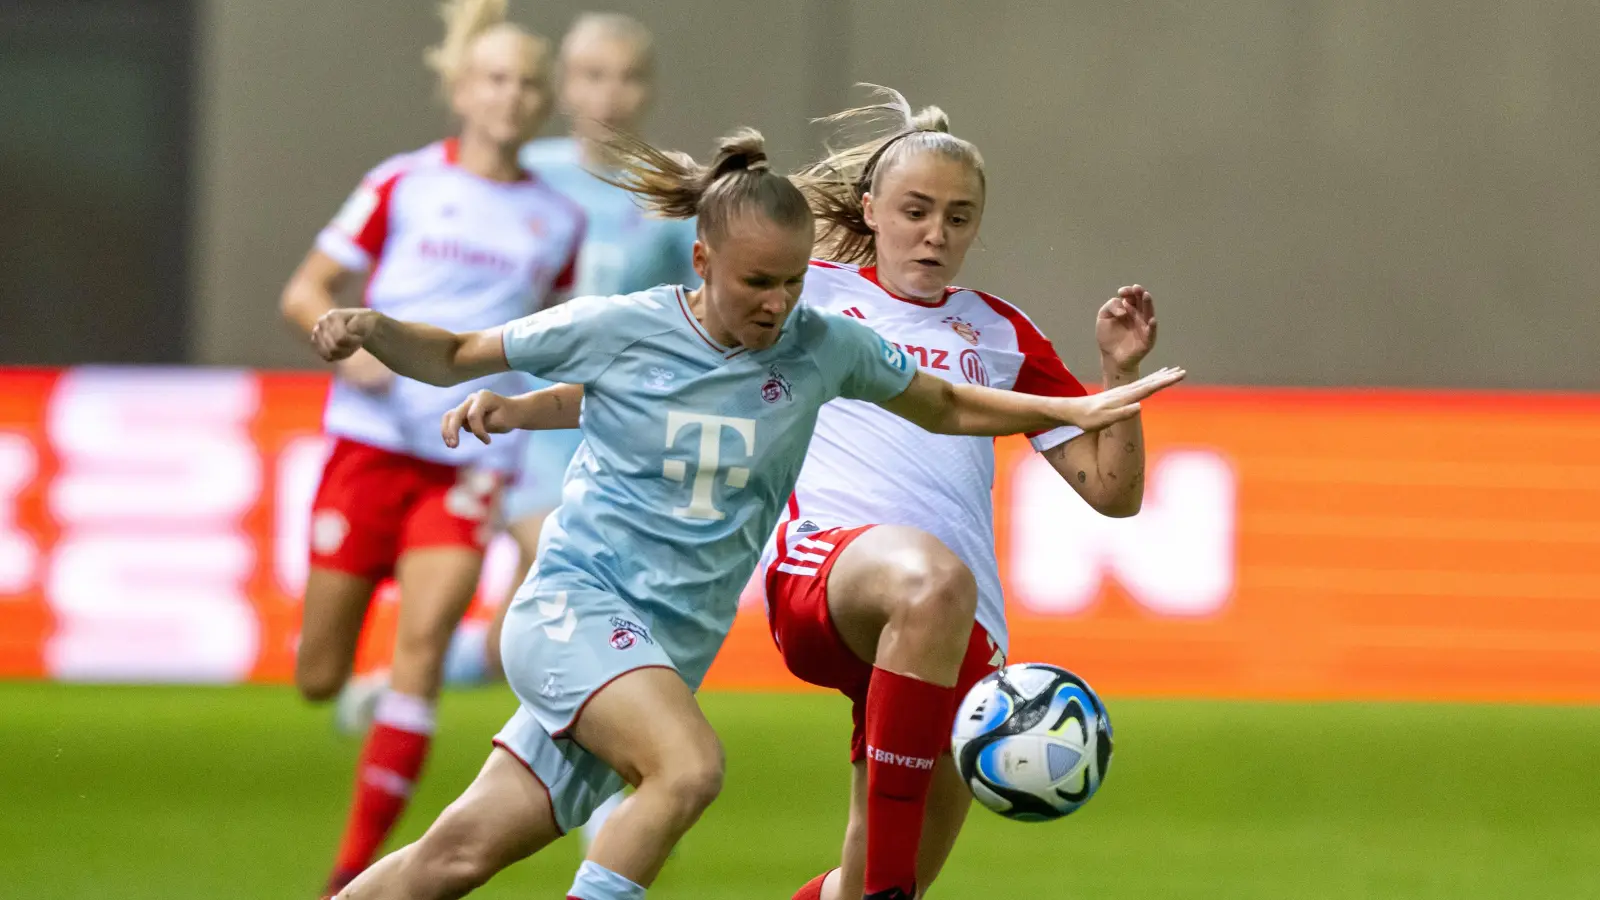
[675,287,750,360]
[441,137,535,183]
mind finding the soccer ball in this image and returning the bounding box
[951,663,1113,821]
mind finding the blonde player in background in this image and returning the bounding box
[277,2,583,894]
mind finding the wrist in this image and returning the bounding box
[1055,395,1089,428]
[1100,357,1140,385]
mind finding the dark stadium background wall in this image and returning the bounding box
[1,366,1598,702]
[0,0,196,365]
[186,0,1600,391]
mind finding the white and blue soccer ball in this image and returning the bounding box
[951,662,1113,821]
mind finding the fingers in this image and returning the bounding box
[467,395,493,445]
[1113,366,1187,402]
[311,313,361,362]
[441,406,464,449]
[1112,285,1156,322]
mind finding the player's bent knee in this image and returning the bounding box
[294,660,347,703]
[659,753,725,818]
[885,547,978,627]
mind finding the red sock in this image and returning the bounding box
[862,668,959,897]
[327,692,435,892]
[792,869,835,900]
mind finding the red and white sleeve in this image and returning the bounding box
[315,169,402,272]
[977,291,1089,452]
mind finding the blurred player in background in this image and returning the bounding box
[443,11,698,690]
[276,1,582,894]
[771,87,1163,900]
[313,127,1181,900]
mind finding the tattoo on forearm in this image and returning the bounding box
[1077,470,1087,484]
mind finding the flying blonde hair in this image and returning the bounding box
[600,127,813,242]
[795,84,986,266]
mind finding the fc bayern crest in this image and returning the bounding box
[943,316,981,346]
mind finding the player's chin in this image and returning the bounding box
[742,322,781,350]
[900,265,949,297]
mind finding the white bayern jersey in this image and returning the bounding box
[315,138,586,471]
[760,260,1088,653]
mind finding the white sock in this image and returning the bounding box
[567,860,645,900]
[373,690,436,735]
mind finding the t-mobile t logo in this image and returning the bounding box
[663,411,757,521]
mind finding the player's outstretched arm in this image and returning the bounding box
[877,366,1185,438]
[440,384,584,447]
[311,308,509,387]
[1041,284,1163,517]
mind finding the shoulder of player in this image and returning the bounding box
[519,136,580,169]
[519,174,588,234]
[800,258,874,308]
[786,303,876,352]
[949,286,1053,350]
[602,285,695,336]
[525,288,682,357]
[354,142,451,193]
[806,258,861,282]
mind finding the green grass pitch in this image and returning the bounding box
[1,683,1596,899]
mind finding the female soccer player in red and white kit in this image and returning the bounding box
[765,88,1163,900]
[277,1,582,893]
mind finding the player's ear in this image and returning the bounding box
[691,238,709,282]
[861,191,878,233]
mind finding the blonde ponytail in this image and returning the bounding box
[601,127,811,241]
[796,84,984,265]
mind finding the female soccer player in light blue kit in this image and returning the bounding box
[310,128,1184,900]
[495,12,699,642]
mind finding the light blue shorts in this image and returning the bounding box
[492,586,724,833]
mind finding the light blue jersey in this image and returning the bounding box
[491,284,915,831]
[520,138,700,298]
[503,137,702,522]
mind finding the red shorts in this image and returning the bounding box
[309,438,500,581]
[765,525,1006,763]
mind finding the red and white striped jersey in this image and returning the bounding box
[315,138,585,471]
[761,260,1087,652]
